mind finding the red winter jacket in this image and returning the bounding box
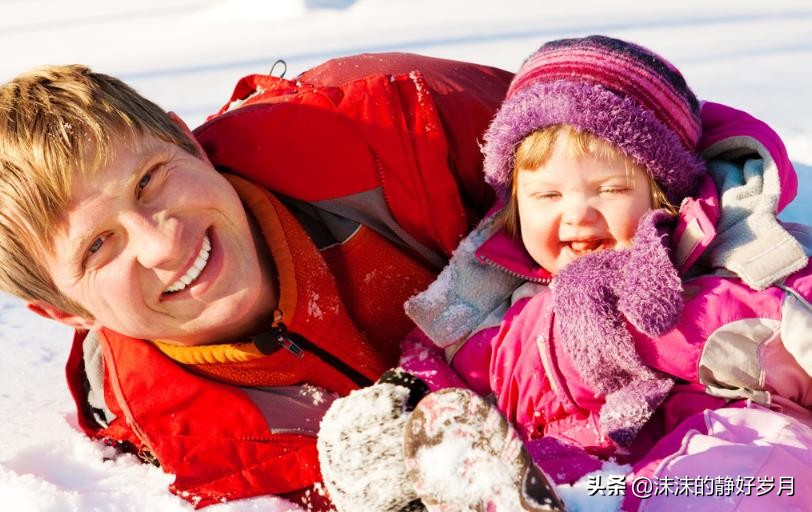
[65,53,512,509]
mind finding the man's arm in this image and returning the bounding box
[298,51,513,215]
[195,53,512,261]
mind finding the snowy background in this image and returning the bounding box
[0,0,810,510]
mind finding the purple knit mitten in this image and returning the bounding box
[617,209,683,336]
[552,210,681,447]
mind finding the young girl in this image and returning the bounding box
[318,36,812,512]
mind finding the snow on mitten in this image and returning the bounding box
[600,378,674,447]
[403,388,566,511]
[317,370,427,512]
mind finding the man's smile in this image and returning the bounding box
[164,232,211,295]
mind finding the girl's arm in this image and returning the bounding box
[633,268,812,411]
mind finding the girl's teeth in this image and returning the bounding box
[569,240,601,252]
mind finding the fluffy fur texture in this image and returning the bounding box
[317,378,426,512]
[482,35,707,206]
[618,210,685,332]
[482,81,706,206]
[507,36,700,145]
[551,210,682,446]
[405,213,523,348]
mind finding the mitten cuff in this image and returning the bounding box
[600,377,674,447]
[377,369,430,411]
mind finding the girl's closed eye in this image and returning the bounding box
[530,191,561,201]
[599,186,632,195]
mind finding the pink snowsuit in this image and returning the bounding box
[400,101,812,511]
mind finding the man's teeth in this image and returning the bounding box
[165,235,211,293]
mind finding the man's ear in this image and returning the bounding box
[167,111,212,164]
[27,301,97,330]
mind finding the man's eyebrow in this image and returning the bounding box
[63,144,159,267]
[62,224,95,273]
[65,239,88,271]
[125,143,163,188]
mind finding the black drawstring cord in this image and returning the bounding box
[269,59,287,78]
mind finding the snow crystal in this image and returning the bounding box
[408,70,426,104]
[299,383,328,405]
[311,481,328,496]
[307,292,323,320]
[363,269,379,285]
[412,266,452,306]
[225,85,266,113]
[413,434,527,508]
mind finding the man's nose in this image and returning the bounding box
[120,212,183,269]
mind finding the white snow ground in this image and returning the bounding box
[0,0,810,510]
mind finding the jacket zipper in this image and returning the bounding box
[477,254,552,285]
[252,322,373,388]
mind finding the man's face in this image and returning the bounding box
[42,132,277,346]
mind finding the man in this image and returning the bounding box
[0,53,511,508]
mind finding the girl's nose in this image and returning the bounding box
[561,196,598,225]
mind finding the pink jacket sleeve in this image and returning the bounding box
[398,328,470,392]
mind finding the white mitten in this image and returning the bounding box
[317,370,427,512]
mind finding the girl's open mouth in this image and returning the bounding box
[563,238,610,256]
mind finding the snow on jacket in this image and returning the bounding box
[403,100,812,457]
[64,53,512,509]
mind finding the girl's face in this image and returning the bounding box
[517,136,652,274]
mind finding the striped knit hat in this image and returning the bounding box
[483,35,706,205]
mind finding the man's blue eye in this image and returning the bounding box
[89,238,104,254]
[138,172,152,191]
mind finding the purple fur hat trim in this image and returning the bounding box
[482,80,706,206]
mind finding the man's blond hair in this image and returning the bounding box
[0,64,199,316]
